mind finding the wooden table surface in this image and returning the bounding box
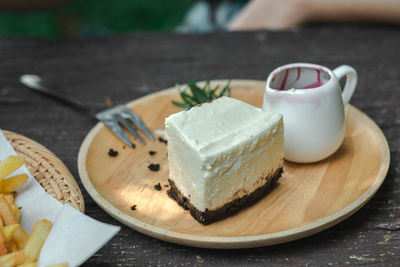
[0,25,399,266]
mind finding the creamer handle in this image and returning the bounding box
[333,65,358,106]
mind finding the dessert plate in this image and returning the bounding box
[78,80,390,249]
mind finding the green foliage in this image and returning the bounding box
[0,0,192,37]
[172,80,231,110]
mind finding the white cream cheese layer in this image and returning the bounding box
[165,96,284,212]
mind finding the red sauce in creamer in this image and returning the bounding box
[277,67,328,91]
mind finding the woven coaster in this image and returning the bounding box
[4,130,85,213]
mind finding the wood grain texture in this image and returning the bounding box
[0,26,399,265]
[78,80,389,248]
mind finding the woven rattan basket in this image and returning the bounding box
[4,130,85,212]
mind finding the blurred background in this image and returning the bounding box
[0,0,399,37]
[0,0,193,37]
[0,0,245,37]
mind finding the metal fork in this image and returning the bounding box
[19,74,154,147]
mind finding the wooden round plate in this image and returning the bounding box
[78,80,390,249]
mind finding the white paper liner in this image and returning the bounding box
[0,130,120,267]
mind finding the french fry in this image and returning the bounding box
[46,264,68,267]
[3,194,14,205]
[0,195,17,225]
[2,224,19,242]
[10,205,21,223]
[0,230,9,256]
[0,174,29,194]
[8,240,17,252]
[2,193,21,223]
[13,225,28,250]
[0,156,54,264]
[0,156,25,179]
[24,219,52,263]
[0,250,25,267]
[17,263,37,267]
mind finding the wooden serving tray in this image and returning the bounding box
[78,80,390,249]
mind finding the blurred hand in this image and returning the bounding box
[229,0,400,31]
[229,0,310,30]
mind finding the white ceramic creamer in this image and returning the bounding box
[263,63,357,163]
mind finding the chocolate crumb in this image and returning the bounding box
[154,183,162,191]
[130,205,136,211]
[158,137,168,144]
[131,143,136,149]
[149,151,156,156]
[108,148,118,157]
[164,184,169,188]
[148,163,160,172]
[105,96,113,107]
[123,145,126,149]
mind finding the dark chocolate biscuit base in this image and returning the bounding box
[167,167,283,225]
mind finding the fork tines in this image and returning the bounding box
[96,105,154,147]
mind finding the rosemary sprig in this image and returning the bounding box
[172,80,231,109]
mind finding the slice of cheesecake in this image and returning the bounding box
[165,96,284,225]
